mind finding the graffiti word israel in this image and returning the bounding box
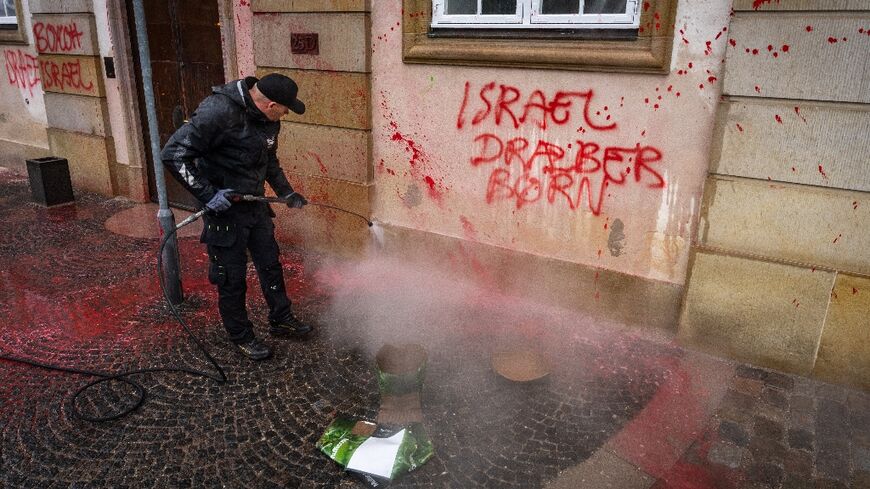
[4,49,41,97]
[39,58,94,92]
[456,81,617,131]
[457,82,665,216]
[33,21,85,53]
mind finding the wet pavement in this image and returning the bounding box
[1,167,869,489]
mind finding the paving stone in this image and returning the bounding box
[853,446,870,473]
[816,383,849,402]
[747,462,784,487]
[850,470,870,488]
[748,436,789,463]
[815,441,851,481]
[761,387,789,411]
[719,420,751,447]
[707,440,746,469]
[733,377,765,397]
[787,428,814,452]
[753,416,784,441]
[783,448,814,478]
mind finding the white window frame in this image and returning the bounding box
[432,0,639,29]
[0,1,16,25]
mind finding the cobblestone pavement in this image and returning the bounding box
[0,169,868,488]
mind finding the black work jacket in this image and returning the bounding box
[160,77,294,205]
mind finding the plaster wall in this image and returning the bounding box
[233,0,255,78]
[0,0,48,165]
[92,0,128,166]
[371,0,733,285]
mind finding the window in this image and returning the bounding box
[0,0,25,44]
[432,0,639,29]
[403,0,677,73]
[0,0,17,27]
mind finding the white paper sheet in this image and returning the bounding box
[345,429,406,479]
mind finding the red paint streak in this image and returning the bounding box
[792,298,800,307]
[794,106,807,123]
[754,85,761,93]
[752,0,780,9]
[853,201,859,210]
[459,215,478,240]
[707,76,717,83]
[774,114,783,124]
[308,152,328,175]
[735,123,743,132]
[818,164,828,179]
[729,39,736,47]
[833,233,842,244]
[828,37,838,44]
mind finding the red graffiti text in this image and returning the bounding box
[4,49,41,96]
[33,21,84,54]
[472,133,664,215]
[456,81,616,132]
[39,58,94,92]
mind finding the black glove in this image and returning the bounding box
[205,188,235,213]
[283,191,308,209]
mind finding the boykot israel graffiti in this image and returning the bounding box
[457,82,665,216]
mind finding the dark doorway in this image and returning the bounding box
[126,0,227,210]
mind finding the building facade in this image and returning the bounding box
[0,0,867,390]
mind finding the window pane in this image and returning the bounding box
[4,0,14,16]
[481,0,516,14]
[446,0,476,14]
[541,0,580,14]
[583,0,627,14]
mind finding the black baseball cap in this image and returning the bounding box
[256,73,305,115]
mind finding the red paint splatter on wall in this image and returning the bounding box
[853,287,859,295]
[774,114,783,124]
[782,44,790,52]
[806,25,813,32]
[735,123,744,133]
[827,37,838,44]
[729,39,736,47]
[459,215,478,240]
[792,298,800,307]
[832,233,842,244]
[853,201,859,210]
[752,0,780,10]
[818,165,828,179]
[754,85,762,93]
[794,106,807,123]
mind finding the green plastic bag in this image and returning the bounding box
[316,417,434,483]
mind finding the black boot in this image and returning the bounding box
[235,338,272,361]
[269,314,313,338]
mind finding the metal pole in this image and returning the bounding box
[132,0,184,305]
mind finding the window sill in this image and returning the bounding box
[403,0,678,74]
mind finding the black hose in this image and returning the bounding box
[0,215,226,422]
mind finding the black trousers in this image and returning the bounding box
[202,204,292,344]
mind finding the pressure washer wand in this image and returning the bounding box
[231,194,374,227]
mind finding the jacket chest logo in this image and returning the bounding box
[265,136,276,149]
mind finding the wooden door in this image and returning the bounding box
[128,0,226,210]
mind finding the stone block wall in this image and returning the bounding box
[679,2,870,390]
[30,3,117,196]
[251,0,371,256]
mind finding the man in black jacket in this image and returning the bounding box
[161,73,312,361]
